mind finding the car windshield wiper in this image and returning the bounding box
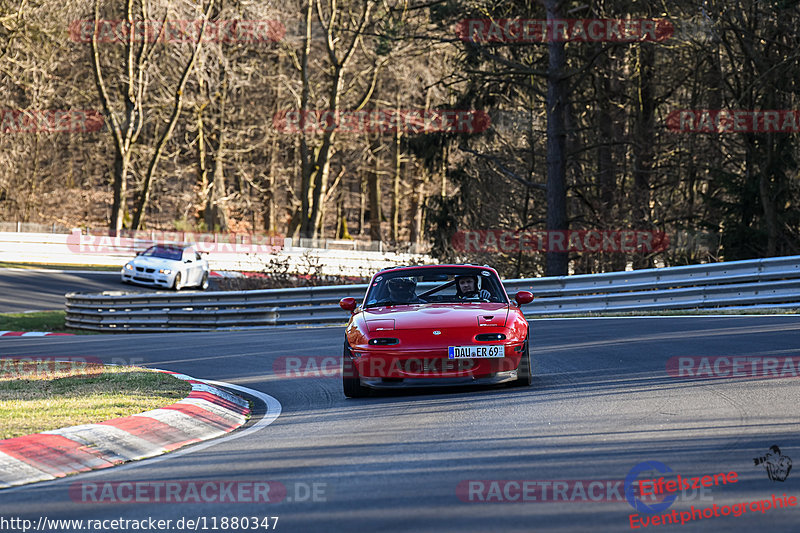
[364,300,422,308]
[363,301,394,308]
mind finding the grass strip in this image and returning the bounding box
[0,362,192,439]
[0,310,94,334]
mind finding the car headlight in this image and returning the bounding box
[124,263,133,270]
[159,268,172,275]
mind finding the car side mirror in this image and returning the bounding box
[184,258,192,263]
[339,297,357,313]
[514,291,534,306]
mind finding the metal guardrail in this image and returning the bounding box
[65,256,800,332]
[65,284,371,332]
[505,255,800,315]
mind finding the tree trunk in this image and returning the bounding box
[299,0,374,239]
[631,42,655,269]
[367,139,382,241]
[131,2,213,229]
[391,110,401,242]
[91,0,144,233]
[204,128,228,232]
[358,171,366,235]
[409,168,427,245]
[543,0,568,276]
[266,138,277,233]
[298,0,314,240]
[111,147,130,233]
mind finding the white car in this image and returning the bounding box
[121,244,210,290]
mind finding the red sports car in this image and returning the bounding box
[339,264,534,397]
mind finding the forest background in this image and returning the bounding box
[1,0,798,277]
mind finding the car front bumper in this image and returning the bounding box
[359,369,519,389]
[121,269,175,288]
[351,344,524,378]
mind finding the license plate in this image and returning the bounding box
[448,345,505,359]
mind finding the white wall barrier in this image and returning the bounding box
[0,231,429,277]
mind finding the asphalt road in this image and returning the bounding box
[0,269,221,313]
[1,316,799,532]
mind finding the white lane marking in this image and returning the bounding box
[0,380,282,493]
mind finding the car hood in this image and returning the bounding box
[362,303,509,331]
[129,257,181,270]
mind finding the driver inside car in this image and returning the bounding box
[455,275,492,301]
[384,277,423,304]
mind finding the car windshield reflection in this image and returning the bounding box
[141,246,183,261]
[364,267,507,307]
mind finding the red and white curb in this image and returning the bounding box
[0,332,74,337]
[0,371,250,489]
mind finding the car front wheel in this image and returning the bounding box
[173,272,183,291]
[200,272,209,290]
[342,341,368,398]
[514,335,532,387]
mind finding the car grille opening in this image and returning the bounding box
[369,338,399,346]
[476,333,506,341]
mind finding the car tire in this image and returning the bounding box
[200,272,209,290]
[173,272,183,291]
[514,335,533,387]
[342,341,368,398]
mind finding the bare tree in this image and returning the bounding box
[297,0,377,239]
[130,1,214,229]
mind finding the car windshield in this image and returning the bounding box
[364,267,508,307]
[141,246,183,261]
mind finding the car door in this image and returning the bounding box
[182,248,200,286]
[195,251,207,280]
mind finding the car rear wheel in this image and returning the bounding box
[514,335,532,386]
[342,341,368,398]
[173,272,183,291]
[200,272,209,290]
